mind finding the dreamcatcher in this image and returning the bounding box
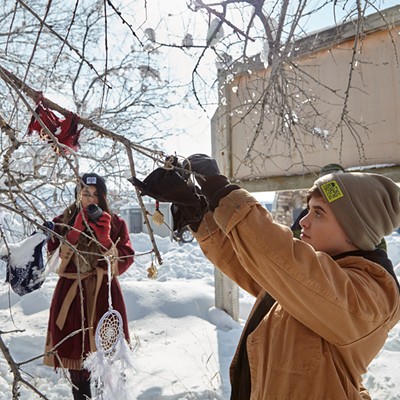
[95,257,124,355]
[84,257,136,399]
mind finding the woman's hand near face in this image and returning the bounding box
[89,212,112,248]
[66,210,88,245]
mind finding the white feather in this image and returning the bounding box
[83,338,136,399]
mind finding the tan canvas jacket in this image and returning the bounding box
[194,189,400,400]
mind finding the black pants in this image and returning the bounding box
[69,369,91,400]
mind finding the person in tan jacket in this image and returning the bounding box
[132,155,400,400]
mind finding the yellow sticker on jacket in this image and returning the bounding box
[320,180,344,203]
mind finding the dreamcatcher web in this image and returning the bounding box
[95,308,124,355]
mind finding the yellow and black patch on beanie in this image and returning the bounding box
[319,180,344,203]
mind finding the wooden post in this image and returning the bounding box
[214,269,239,321]
[210,64,240,322]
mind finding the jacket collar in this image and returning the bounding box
[333,248,400,292]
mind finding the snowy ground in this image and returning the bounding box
[0,231,399,399]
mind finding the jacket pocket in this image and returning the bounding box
[249,305,322,375]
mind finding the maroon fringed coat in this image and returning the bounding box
[44,213,135,371]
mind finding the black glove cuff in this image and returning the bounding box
[200,175,230,199]
[209,184,241,211]
[200,175,241,211]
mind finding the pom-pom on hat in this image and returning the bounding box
[313,172,400,251]
[319,163,345,177]
[78,173,107,196]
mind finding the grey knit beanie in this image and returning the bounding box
[75,173,107,197]
[314,172,400,251]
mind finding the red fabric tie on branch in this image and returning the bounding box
[26,94,82,153]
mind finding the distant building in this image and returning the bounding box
[120,201,173,238]
[211,5,400,192]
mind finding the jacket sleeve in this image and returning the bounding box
[194,211,262,297]
[111,214,135,276]
[198,189,400,345]
[47,215,63,254]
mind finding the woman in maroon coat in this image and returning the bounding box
[44,173,135,400]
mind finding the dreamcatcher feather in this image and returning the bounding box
[83,257,136,399]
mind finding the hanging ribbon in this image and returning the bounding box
[26,92,82,153]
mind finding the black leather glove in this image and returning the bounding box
[171,195,208,233]
[129,157,200,206]
[183,154,240,211]
[130,156,209,232]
